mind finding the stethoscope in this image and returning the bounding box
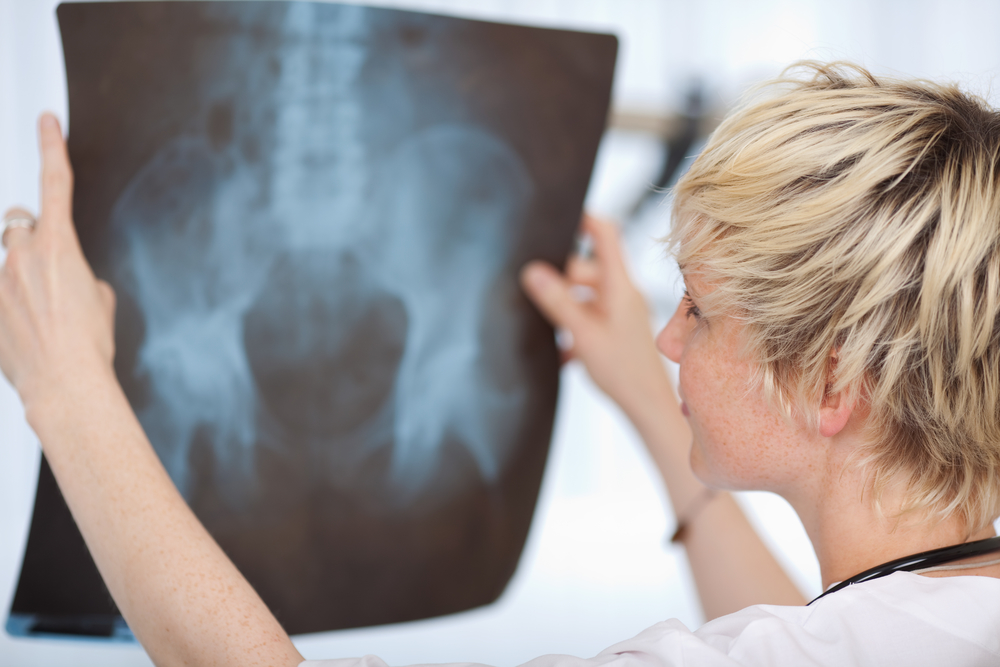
[808,535,1000,605]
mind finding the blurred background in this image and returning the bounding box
[3,0,1000,665]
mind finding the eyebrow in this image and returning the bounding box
[681,279,700,301]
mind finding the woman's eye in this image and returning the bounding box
[683,291,702,320]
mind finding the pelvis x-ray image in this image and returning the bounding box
[9,2,616,638]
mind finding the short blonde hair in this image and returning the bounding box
[672,62,1000,533]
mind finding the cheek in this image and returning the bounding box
[679,349,797,490]
[677,347,736,478]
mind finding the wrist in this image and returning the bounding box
[20,359,120,434]
[670,487,720,544]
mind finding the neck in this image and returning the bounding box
[785,452,996,591]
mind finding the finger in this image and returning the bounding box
[520,261,592,332]
[2,207,37,250]
[566,255,600,287]
[38,113,74,230]
[582,214,631,291]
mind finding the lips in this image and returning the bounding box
[680,402,690,417]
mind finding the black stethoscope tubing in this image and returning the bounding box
[808,535,1000,605]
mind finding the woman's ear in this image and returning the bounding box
[818,349,856,438]
[818,384,855,438]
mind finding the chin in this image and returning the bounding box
[688,440,717,487]
[688,438,753,491]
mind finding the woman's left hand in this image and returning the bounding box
[0,113,116,411]
[520,214,671,423]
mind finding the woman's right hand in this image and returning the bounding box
[0,114,117,413]
[520,214,673,422]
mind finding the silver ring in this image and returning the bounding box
[1,214,37,248]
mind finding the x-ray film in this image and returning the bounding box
[9,1,616,638]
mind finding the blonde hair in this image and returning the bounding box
[672,62,1000,533]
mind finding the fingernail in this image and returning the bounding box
[40,114,58,130]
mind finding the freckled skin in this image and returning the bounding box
[656,276,820,498]
[655,274,1000,588]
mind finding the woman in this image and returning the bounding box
[2,62,999,666]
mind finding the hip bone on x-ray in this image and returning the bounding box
[9,1,617,638]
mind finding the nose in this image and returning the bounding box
[656,300,689,363]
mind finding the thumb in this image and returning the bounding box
[38,113,75,234]
[520,261,590,332]
[582,214,630,293]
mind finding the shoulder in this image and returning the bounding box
[600,573,1000,666]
